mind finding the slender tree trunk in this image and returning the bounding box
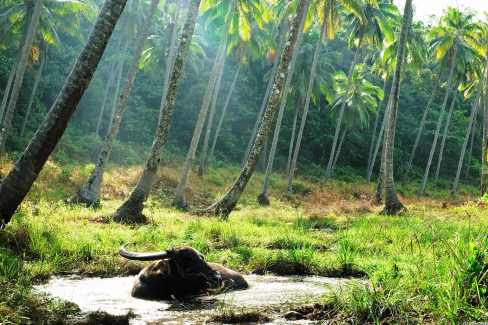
[465,113,477,179]
[198,50,227,176]
[72,0,159,207]
[482,79,488,195]
[173,41,227,209]
[367,107,381,174]
[287,28,323,194]
[113,0,201,223]
[158,7,180,118]
[325,47,361,178]
[95,61,117,136]
[453,87,482,195]
[435,92,457,180]
[209,66,240,160]
[20,49,46,137]
[201,0,310,218]
[257,14,306,206]
[0,62,17,124]
[106,49,126,133]
[367,79,387,175]
[332,128,347,171]
[406,87,437,174]
[0,0,42,152]
[381,0,412,214]
[242,32,287,166]
[367,107,387,182]
[419,49,457,194]
[0,0,128,225]
[286,94,302,174]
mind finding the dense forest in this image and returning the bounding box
[0,0,487,324]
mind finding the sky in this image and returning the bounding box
[393,0,488,22]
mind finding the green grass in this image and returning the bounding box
[0,160,487,324]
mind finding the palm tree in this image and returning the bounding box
[173,0,270,208]
[453,84,483,195]
[209,65,241,160]
[329,63,384,176]
[368,20,426,183]
[113,0,201,223]
[287,0,361,194]
[419,7,478,194]
[381,0,412,214]
[406,78,438,174]
[0,0,95,152]
[201,0,311,218]
[325,0,396,179]
[257,3,308,206]
[173,39,228,209]
[0,0,42,152]
[434,91,458,180]
[72,0,160,206]
[0,0,128,225]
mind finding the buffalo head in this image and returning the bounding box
[120,246,248,300]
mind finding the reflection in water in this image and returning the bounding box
[35,274,351,324]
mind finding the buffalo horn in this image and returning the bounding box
[119,246,169,261]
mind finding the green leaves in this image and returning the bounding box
[333,63,384,128]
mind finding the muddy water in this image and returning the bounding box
[35,275,352,324]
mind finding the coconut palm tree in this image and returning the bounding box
[329,63,383,176]
[173,0,269,208]
[72,0,160,207]
[419,7,478,194]
[113,0,202,223]
[381,0,413,214]
[325,0,397,179]
[0,0,95,152]
[201,0,311,218]
[0,0,128,225]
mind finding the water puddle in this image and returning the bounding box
[35,275,352,324]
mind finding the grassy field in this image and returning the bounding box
[0,157,487,324]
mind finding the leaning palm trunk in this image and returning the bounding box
[0,0,42,152]
[325,47,361,178]
[453,87,482,195]
[434,92,457,180]
[20,48,46,137]
[242,33,287,166]
[406,87,437,174]
[332,128,347,171]
[367,108,387,182]
[465,113,477,179]
[482,81,488,195]
[173,41,227,209]
[198,50,227,176]
[209,66,241,160]
[419,50,457,194]
[367,79,388,175]
[0,62,17,124]
[257,15,305,206]
[113,0,201,223]
[381,0,412,214]
[0,0,128,225]
[106,49,127,133]
[95,61,117,136]
[72,0,160,207]
[201,0,310,218]
[286,94,302,174]
[287,27,323,194]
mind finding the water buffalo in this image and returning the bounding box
[119,246,248,300]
